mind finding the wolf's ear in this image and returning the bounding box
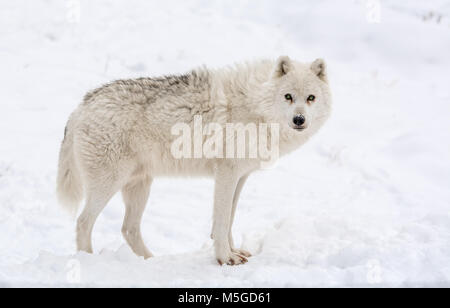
[311,58,327,82]
[273,56,292,78]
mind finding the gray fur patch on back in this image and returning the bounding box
[83,70,211,105]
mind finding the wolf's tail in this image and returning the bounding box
[56,119,83,215]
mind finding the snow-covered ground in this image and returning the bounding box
[1,0,449,287]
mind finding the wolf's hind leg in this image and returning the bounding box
[121,175,153,259]
[77,184,118,253]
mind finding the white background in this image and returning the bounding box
[0,0,449,287]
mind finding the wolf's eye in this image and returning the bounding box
[285,94,293,102]
[307,95,316,102]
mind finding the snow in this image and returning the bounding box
[1,0,450,287]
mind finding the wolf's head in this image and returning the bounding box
[259,56,332,154]
[271,56,331,131]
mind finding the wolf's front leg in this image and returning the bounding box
[212,167,248,266]
[229,174,252,258]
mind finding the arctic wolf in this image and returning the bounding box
[57,56,332,265]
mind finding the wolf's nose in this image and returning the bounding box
[293,115,306,126]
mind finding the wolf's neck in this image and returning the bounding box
[210,60,275,123]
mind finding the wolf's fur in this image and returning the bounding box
[56,56,332,265]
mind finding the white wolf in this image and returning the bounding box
[57,56,332,265]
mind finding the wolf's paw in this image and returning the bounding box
[217,252,248,266]
[232,248,252,258]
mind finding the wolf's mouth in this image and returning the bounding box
[293,126,306,131]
